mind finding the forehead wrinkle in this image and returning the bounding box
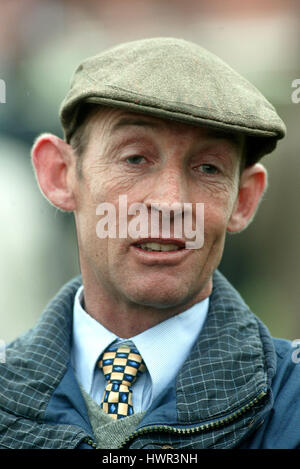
[109,116,162,136]
[108,113,243,148]
[91,109,244,160]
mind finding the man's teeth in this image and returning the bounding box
[136,242,183,251]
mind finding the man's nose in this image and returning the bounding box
[142,165,193,241]
[144,166,188,207]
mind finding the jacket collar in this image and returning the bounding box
[176,270,276,425]
[0,276,82,421]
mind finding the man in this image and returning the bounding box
[0,37,299,450]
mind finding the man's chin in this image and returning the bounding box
[123,283,202,312]
[120,267,214,313]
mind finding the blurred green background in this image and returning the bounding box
[0,0,299,343]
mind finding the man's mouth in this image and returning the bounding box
[133,239,186,252]
[131,238,191,265]
[135,242,183,252]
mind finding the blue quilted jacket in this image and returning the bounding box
[0,271,300,449]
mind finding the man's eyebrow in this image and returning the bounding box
[204,128,243,148]
[110,116,161,133]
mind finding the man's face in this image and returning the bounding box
[72,108,242,312]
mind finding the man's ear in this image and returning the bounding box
[31,133,76,211]
[227,163,268,233]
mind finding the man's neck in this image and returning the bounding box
[80,272,212,338]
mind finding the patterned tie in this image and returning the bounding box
[98,344,146,420]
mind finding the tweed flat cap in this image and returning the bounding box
[59,37,286,164]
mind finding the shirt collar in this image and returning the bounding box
[72,285,209,402]
[71,286,118,393]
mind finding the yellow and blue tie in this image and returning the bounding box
[98,344,146,420]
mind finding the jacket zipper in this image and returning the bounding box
[83,389,267,449]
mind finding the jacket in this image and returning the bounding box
[0,270,300,449]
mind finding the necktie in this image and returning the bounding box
[98,344,146,420]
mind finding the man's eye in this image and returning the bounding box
[125,155,145,165]
[199,164,219,174]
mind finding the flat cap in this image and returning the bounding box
[59,37,286,164]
